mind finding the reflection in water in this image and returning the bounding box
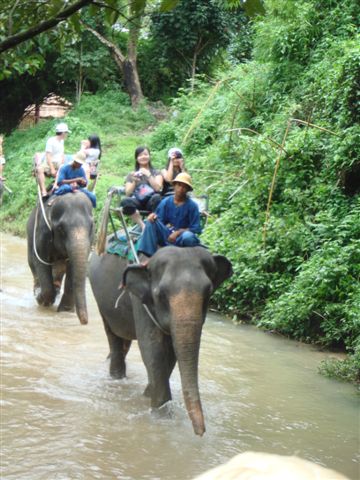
[1,233,359,480]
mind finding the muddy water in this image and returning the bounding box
[1,233,359,480]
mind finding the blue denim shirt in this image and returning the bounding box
[155,195,202,234]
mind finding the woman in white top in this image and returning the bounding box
[80,134,102,185]
[161,147,186,196]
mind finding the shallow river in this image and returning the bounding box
[1,233,359,480]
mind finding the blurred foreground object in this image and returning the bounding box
[193,451,349,480]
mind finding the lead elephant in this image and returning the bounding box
[88,246,232,436]
[27,193,94,324]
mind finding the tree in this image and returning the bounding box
[0,0,93,53]
[0,0,178,107]
[80,1,146,107]
[0,0,263,107]
[149,0,233,91]
[52,30,121,102]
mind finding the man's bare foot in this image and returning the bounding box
[131,210,145,231]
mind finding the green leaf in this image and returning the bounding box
[132,0,147,14]
[242,0,265,17]
[159,0,180,13]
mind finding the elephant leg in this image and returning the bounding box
[52,262,66,298]
[28,252,39,295]
[103,318,131,379]
[143,342,176,399]
[138,328,176,408]
[57,264,75,312]
[36,263,56,306]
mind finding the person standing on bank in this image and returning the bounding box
[120,146,163,230]
[137,172,201,257]
[161,147,186,196]
[36,122,70,199]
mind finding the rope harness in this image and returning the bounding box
[33,185,54,266]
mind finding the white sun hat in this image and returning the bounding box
[167,147,183,158]
[55,122,71,133]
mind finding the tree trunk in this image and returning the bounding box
[190,51,197,92]
[35,103,40,124]
[76,42,83,104]
[81,22,143,109]
[122,59,143,107]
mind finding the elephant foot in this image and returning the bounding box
[143,384,152,398]
[57,303,75,313]
[151,402,173,419]
[150,388,172,409]
[110,368,126,379]
[35,289,55,307]
[110,357,126,379]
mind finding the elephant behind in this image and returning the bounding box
[27,193,94,325]
[88,246,232,436]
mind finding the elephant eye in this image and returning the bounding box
[56,225,66,237]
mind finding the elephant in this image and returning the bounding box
[27,193,94,325]
[88,245,232,436]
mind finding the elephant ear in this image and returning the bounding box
[212,255,233,290]
[123,264,152,303]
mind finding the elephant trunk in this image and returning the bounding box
[170,291,205,436]
[67,230,91,325]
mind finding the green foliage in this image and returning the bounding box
[142,0,241,98]
[318,336,360,384]
[53,30,122,97]
[142,0,360,382]
[219,0,265,16]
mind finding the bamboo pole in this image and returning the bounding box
[182,78,226,145]
[262,121,292,246]
[228,180,249,200]
[226,127,288,154]
[290,118,339,136]
[262,118,339,246]
[227,101,242,153]
[190,168,230,174]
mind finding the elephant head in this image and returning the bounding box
[27,193,94,325]
[123,246,233,436]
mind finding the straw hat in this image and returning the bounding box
[72,151,86,165]
[172,172,193,191]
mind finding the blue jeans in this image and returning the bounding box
[137,220,200,257]
[54,185,97,208]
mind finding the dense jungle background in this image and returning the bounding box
[0,0,359,383]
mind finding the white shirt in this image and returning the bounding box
[85,148,100,164]
[45,136,64,165]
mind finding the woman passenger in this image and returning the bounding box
[80,134,102,188]
[120,146,163,230]
[161,147,186,196]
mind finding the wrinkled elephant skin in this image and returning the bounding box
[88,246,232,435]
[27,193,94,325]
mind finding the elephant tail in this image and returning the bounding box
[97,189,117,255]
